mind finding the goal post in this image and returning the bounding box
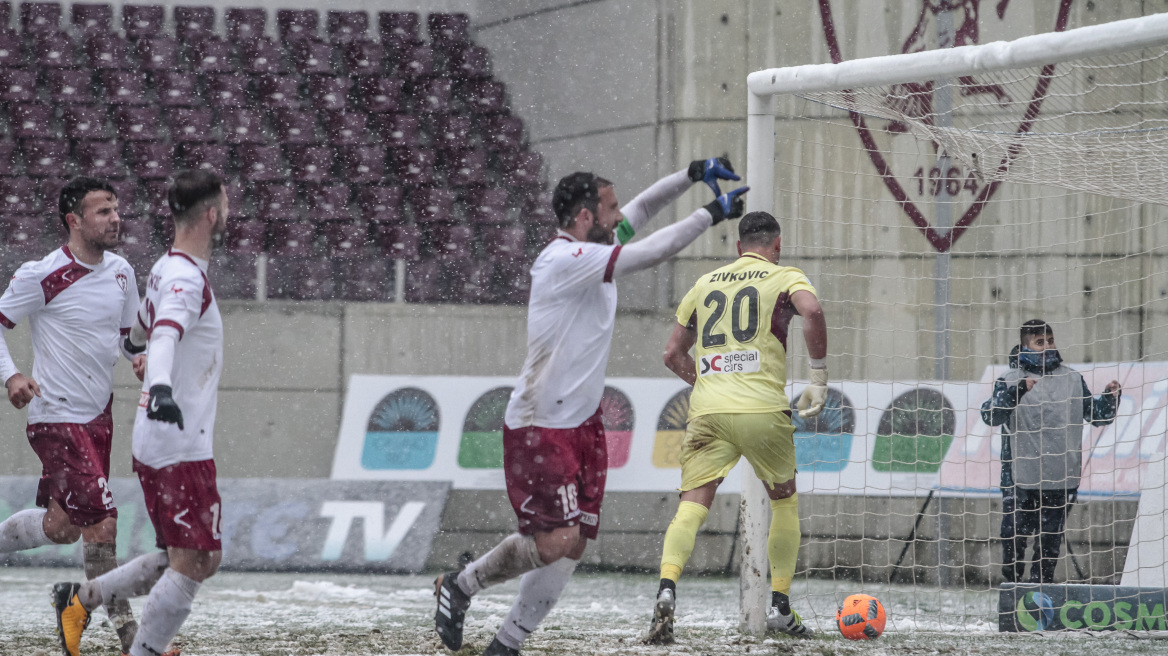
[741,11,1168,635]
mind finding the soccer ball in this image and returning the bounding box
[836,594,886,640]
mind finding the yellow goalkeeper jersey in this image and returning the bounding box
[675,253,816,420]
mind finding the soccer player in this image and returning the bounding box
[646,211,828,643]
[0,177,144,655]
[51,170,228,656]
[981,320,1120,584]
[434,159,748,656]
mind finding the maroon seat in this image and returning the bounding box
[174,6,215,43]
[409,186,454,223]
[255,74,300,109]
[189,37,232,73]
[224,218,266,254]
[114,106,162,141]
[136,37,177,71]
[22,139,69,177]
[305,182,350,221]
[442,148,488,188]
[392,147,436,188]
[410,77,452,114]
[0,70,36,103]
[289,258,334,300]
[0,177,41,213]
[289,40,333,76]
[378,12,418,42]
[2,215,46,259]
[483,224,526,260]
[225,8,266,43]
[338,145,385,184]
[20,2,61,35]
[108,179,138,212]
[75,141,125,178]
[370,113,419,148]
[177,142,229,173]
[463,80,507,113]
[154,71,200,108]
[374,222,419,259]
[102,70,148,105]
[125,141,172,179]
[9,103,53,140]
[210,252,257,299]
[288,145,333,183]
[433,223,473,257]
[223,182,246,218]
[327,11,368,43]
[447,46,491,80]
[341,40,382,76]
[0,32,24,68]
[306,76,351,112]
[272,109,318,144]
[456,259,496,304]
[269,221,316,257]
[322,111,367,145]
[383,36,421,64]
[236,144,285,182]
[430,115,473,151]
[117,219,154,256]
[335,257,388,301]
[254,183,298,220]
[238,38,284,75]
[355,185,401,223]
[356,76,404,113]
[428,13,470,50]
[466,186,511,223]
[31,33,76,69]
[404,258,442,303]
[123,5,164,41]
[0,140,15,175]
[395,44,433,80]
[499,150,543,186]
[220,109,267,145]
[277,9,318,42]
[205,73,249,109]
[485,115,524,152]
[139,180,170,216]
[168,107,214,143]
[323,220,367,257]
[72,3,112,33]
[85,33,130,70]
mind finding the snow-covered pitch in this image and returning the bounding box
[2,567,1165,655]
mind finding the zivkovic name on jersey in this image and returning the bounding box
[707,270,769,283]
[699,350,761,376]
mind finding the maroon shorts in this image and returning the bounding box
[134,458,222,552]
[503,407,608,540]
[27,398,117,527]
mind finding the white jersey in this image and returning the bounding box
[0,246,139,424]
[505,234,622,429]
[132,250,223,468]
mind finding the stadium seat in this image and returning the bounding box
[306,76,351,112]
[404,258,442,302]
[335,257,388,301]
[225,8,266,43]
[236,144,285,182]
[20,2,61,35]
[220,109,267,144]
[139,180,170,216]
[2,215,46,258]
[378,11,418,42]
[456,259,496,304]
[370,113,419,148]
[177,142,229,173]
[224,218,266,254]
[114,106,162,141]
[174,6,215,43]
[117,219,154,256]
[125,141,173,179]
[0,177,41,213]
[500,150,543,187]
[291,40,336,76]
[288,145,334,183]
[210,252,257,299]
[290,257,334,300]
[485,114,524,152]
[0,3,11,34]
[462,79,507,113]
[355,185,402,223]
[323,220,367,257]
[85,33,131,70]
[305,182,351,221]
[392,147,436,188]
[356,76,404,113]
[255,74,301,109]
[431,115,473,151]
[447,45,491,80]
[31,32,76,69]
[269,221,316,256]
[337,145,385,184]
[135,37,177,71]
[154,71,200,108]
[483,224,526,260]
[409,186,454,223]
[395,44,434,80]
[238,38,284,75]
[168,107,214,142]
[411,77,453,114]
[433,223,474,257]
[441,148,487,187]
[9,103,53,140]
[322,111,367,145]
[327,10,368,43]
[108,178,138,212]
[375,223,419,259]
[22,139,69,177]
[272,109,318,144]
[189,37,233,73]
[223,183,247,219]
[122,5,164,41]
[102,70,148,105]
[428,13,470,50]
[253,182,298,220]
[341,41,383,76]
[0,70,36,103]
[205,73,249,109]
[466,186,511,223]
[0,32,24,67]
[74,140,125,178]
[277,9,319,42]
[71,3,112,33]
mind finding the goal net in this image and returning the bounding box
[740,12,1168,635]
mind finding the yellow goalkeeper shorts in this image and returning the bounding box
[679,410,796,491]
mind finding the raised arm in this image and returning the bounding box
[611,187,748,278]
[1082,377,1121,427]
[618,158,740,238]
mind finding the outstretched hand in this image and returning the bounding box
[689,157,740,197]
[704,186,749,225]
[1104,380,1122,399]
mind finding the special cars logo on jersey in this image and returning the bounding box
[698,350,760,376]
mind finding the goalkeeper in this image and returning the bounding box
[646,211,827,643]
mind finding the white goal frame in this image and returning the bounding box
[740,12,1168,635]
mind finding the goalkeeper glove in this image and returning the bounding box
[689,157,741,198]
[147,384,184,430]
[704,186,749,224]
[797,367,828,418]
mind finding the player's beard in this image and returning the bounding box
[88,226,120,252]
[586,223,613,245]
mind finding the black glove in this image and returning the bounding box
[688,157,740,198]
[704,186,749,224]
[147,384,184,430]
[123,335,146,356]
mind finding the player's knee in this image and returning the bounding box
[81,517,118,544]
[46,522,81,545]
[535,526,581,563]
[765,479,797,500]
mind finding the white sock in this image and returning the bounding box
[496,557,579,650]
[0,509,52,552]
[129,568,200,656]
[81,551,170,611]
[458,533,544,596]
